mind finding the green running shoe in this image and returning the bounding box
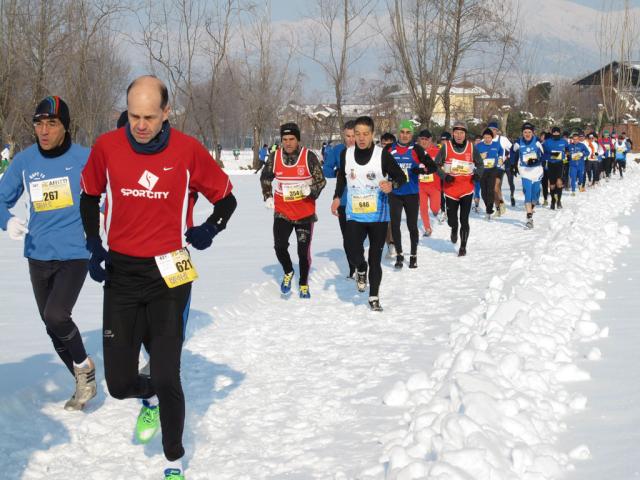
[135,401,160,443]
[164,468,185,480]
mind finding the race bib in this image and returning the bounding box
[617,146,625,153]
[155,248,198,288]
[351,193,377,214]
[523,152,538,164]
[550,151,563,161]
[419,173,434,183]
[450,159,473,175]
[483,158,495,168]
[282,183,306,202]
[29,176,73,212]
[571,153,583,161]
[605,144,611,150]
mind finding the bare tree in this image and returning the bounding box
[439,0,504,128]
[0,0,128,148]
[61,0,129,144]
[386,0,448,127]
[300,0,377,129]
[235,0,301,169]
[134,0,207,130]
[596,0,640,123]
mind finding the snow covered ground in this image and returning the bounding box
[1,160,639,479]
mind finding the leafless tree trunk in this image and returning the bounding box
[596,0,639,123]
[0,0,128,148]
[386,0,447,128]
[235,0,300,169]
[300,0,376,129]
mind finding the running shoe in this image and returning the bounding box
[299,285,310,299]
[368,297,383,312]
[64,357,96,411]
[280,271,294,294]
[164,469,185,480]
[135,402,160,444]
[356,270,367,292]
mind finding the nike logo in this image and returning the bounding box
[65,167,73,171]
[163,167,174,171]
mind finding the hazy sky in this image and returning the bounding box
[265,0,640,100]
[270,0,640,21]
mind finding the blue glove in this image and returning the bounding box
[86,236,109,283]
[185,222,218,250]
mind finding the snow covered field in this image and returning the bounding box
[1,160,639,479]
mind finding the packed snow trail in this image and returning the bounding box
[367,165,640,480]
[1,163,638,479]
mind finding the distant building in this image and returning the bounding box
[387,83,509,126]
[574,61,640,123]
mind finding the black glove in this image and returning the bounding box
[411,166,425,175]
[472,173,480,182]
[444,174,455,184]
[527,158,536,166]
[185,222,219,250]
[86,236,109,283]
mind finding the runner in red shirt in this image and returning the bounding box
[80,76,236,480]
[416,129,441,237]
[260,122,326,298]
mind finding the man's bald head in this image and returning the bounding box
[126,75,169,110]
[126,75,170,144]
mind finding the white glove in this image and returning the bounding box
[7,216,28,240]
[264,197,274,209]
[301,184,311,197]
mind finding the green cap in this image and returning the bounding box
[398,119,415,133]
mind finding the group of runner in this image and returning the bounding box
[0,77,236,480]
[261,116,632,313]
[0,81,633,479]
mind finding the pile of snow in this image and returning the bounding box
[365,169,639,479]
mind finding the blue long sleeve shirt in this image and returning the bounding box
[0,143,90,260]
[323,143,347,206]
[542,138,569,165]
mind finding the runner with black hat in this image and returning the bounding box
[433,121,483,256]
[261,122,326,297]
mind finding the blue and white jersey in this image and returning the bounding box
[0,143,90,261]
[476,141,504,170]
[542,137,569,164]
[567,142,590,165]
[323,143,347,206]
[513,136,544,181]
[389,143,419,195]
[345,145,389,223]
[613,140,629,160]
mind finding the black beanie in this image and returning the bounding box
[33,96,70,131]
[280,122,300,141]
[418,129,432,139]
[482,128,494,138]
[521,122,535,132]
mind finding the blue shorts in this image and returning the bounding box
[521,177,541,204]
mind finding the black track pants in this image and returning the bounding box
[28,258,89,374]
[103,251,192,461]
[345,221,387,297]
[273,217,314,285]
[388,193,419,256]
